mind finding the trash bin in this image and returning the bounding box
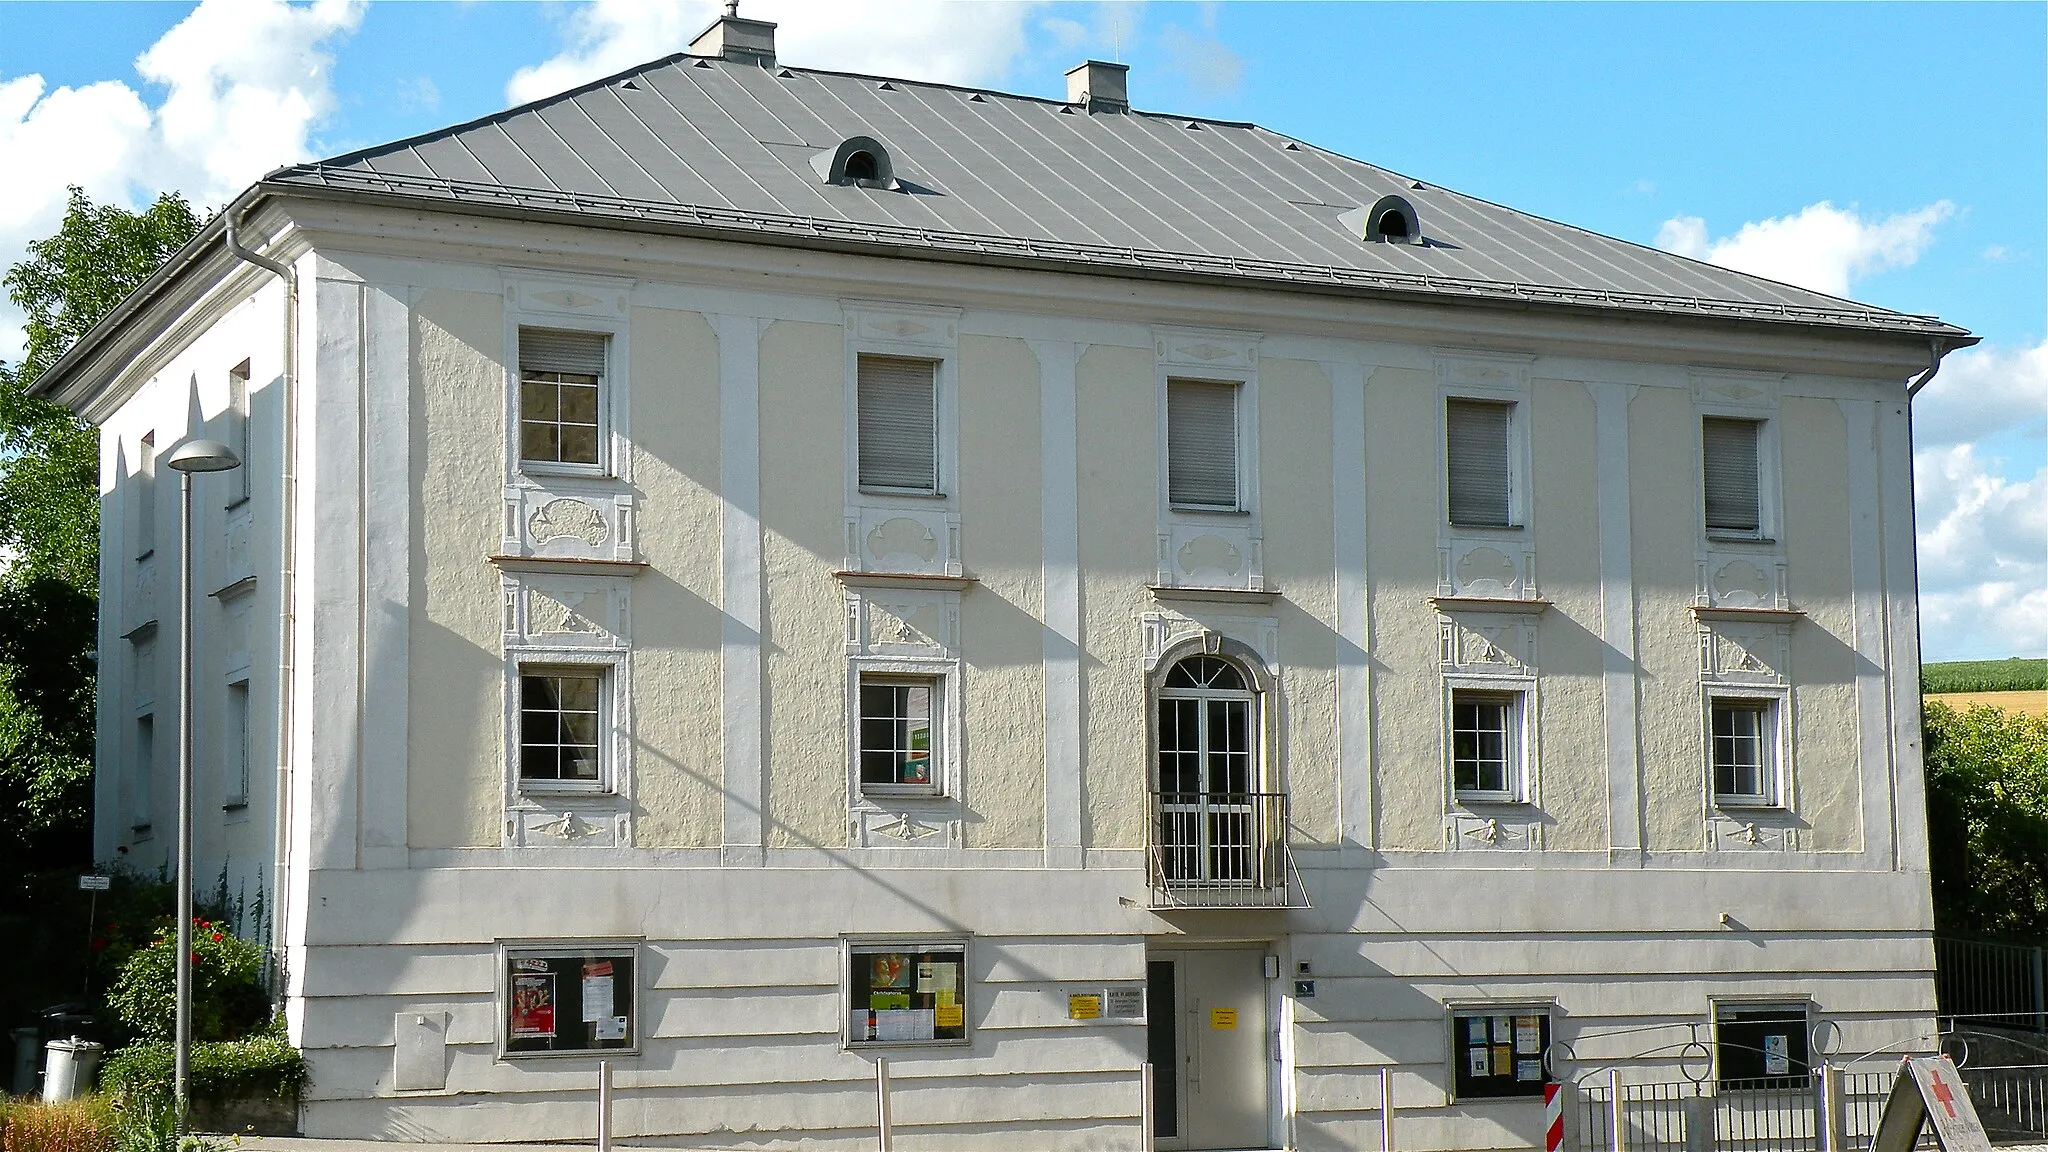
[9,1026,38,1096]
[41,1037,103,1103]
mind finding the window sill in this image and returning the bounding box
[515,785,614,799]
[519,462,617,482]
[835,570,975,593]
[1431,594,1550,615]
[1447,521,1523,532]
[1705,532,1775,545]
[1168,504,1249,516]
[858,486,947,500]
[1454,795,1529,808]
[1712,798,1785,812]
[860,786,946,801]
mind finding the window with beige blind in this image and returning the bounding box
[1445,398,1514,527]
[518,328,608,470]
[857,355,940,493]
[1166,378,1240,510]
[1703,416,1763,536]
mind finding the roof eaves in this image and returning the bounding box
[269,170,1971,341]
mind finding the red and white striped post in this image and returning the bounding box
[1543,1082,1566,1152]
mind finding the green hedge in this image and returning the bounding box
[99,1033,307,1107]
[1924,658,2048,694]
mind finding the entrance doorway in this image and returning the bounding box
[1147,948,1270,1151]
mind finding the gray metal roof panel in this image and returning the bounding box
[269,53,1965,338]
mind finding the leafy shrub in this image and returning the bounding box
[100,1033,307,1110]
[0,1096,115,1152]
[1923,658,2048,695]
[1925,700,2048,941]
[104,922,268,1043]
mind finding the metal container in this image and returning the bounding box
[40,1037,104,1103]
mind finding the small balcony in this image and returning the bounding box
[1146,790,1304,909]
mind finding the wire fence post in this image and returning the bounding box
[876,1056,893,1152]
[596,1059,612,1152]
[1380,1066,1395,1152]
[1608,1068,1626,1152]
[1141,1062,1155,1152]
[1818,1064,1846,1152]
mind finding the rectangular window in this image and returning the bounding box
[518,668,605,789]
[1166,378,1239,509]
[1452,690,1521,801]
[518,328,606,468]
[131,714,154,834]
[1703,416,1762,535]
[226,361,250,506]
[503,945,637,1056]
[858,675,940,794]
[1715,1002,1808,1090]
[857,355,939,492]
[1446,399,1513,527]
[224,681,250,809]
[1712,699,1776,805]
[135,432,157,558]
[1450,1007,1551,1099]
[847,941,968,1046]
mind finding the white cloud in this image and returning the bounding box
[1913,338,2048,452]
[1159,23,1242,98]
[0,0,363,366]
[1915,443,2048,661]
[1654,200,1954,297]
[506,0,1044,107]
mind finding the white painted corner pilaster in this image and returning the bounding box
[1327,360,1373,850]
[358,284,411,869]
[1590,381,1644,859]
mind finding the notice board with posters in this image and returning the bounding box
[1451,1006,1553,1099]
[503,945,638,1056]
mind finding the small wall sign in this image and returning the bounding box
[1210,1007,1238,1030]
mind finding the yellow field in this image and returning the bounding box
[1926,690,2048,717]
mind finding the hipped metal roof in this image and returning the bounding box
[266,51,1966,340]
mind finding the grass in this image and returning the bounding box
[0,1096,116,1152]
[1923,658,2048,695]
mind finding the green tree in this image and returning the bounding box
[1924,700,2048,941]
[0,187,200,863]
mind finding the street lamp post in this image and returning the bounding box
[164,439,242,1128]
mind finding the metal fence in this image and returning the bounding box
[1960,1063,2048,1142]
[1576,1067,1935,1152]
[1937,937,2048,1033]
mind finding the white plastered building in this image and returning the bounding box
[37,15,1975,1151]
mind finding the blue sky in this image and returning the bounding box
[1,1,2042,660]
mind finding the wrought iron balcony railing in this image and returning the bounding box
[1146,790,1302,908]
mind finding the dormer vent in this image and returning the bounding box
[1363,194,1421,244]
[812,136,895,189]
[1065,60,1129,113]
[688,5,777,67]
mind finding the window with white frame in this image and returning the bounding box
[858,673,941,794]
[1446,398,1514,527]
[1166,378,1240,510]
[1451,689,1522,802]
[856,355,939,493]
[1702,416,1763,536]
[223,680,250,809]
[225,361,250,506]
[135,431,157,558]
[1711,697,1777,806]
[846,939,969,1046]
[518,328,607,470]
[518,667,606,790]
[131,713,154,834]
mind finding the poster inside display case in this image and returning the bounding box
[848,943,968,1045]
[504,946,637,1056]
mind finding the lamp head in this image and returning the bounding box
[164,439,242,473]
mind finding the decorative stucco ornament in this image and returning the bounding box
[875,813,941,841]
[533,812,602,841]
[529,498,610,547]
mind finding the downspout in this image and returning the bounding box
[223,206,299,1010]
[1897,335,1949,872]
[1907,337,1948,398]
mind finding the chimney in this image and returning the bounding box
[1065,60,1129,113]
[689,2,776,67]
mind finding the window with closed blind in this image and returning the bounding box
[518,328,608,470]
[1167,379,1240,510]
[1445,399,1513,527]
[857,355,939,492]
[1703,417,1763,535]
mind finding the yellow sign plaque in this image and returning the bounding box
[1068,994,1102,1020]
[1210,1007,1238,1030]
[934,1004,964,1029]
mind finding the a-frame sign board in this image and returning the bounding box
[1869,1056,1994,1152]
